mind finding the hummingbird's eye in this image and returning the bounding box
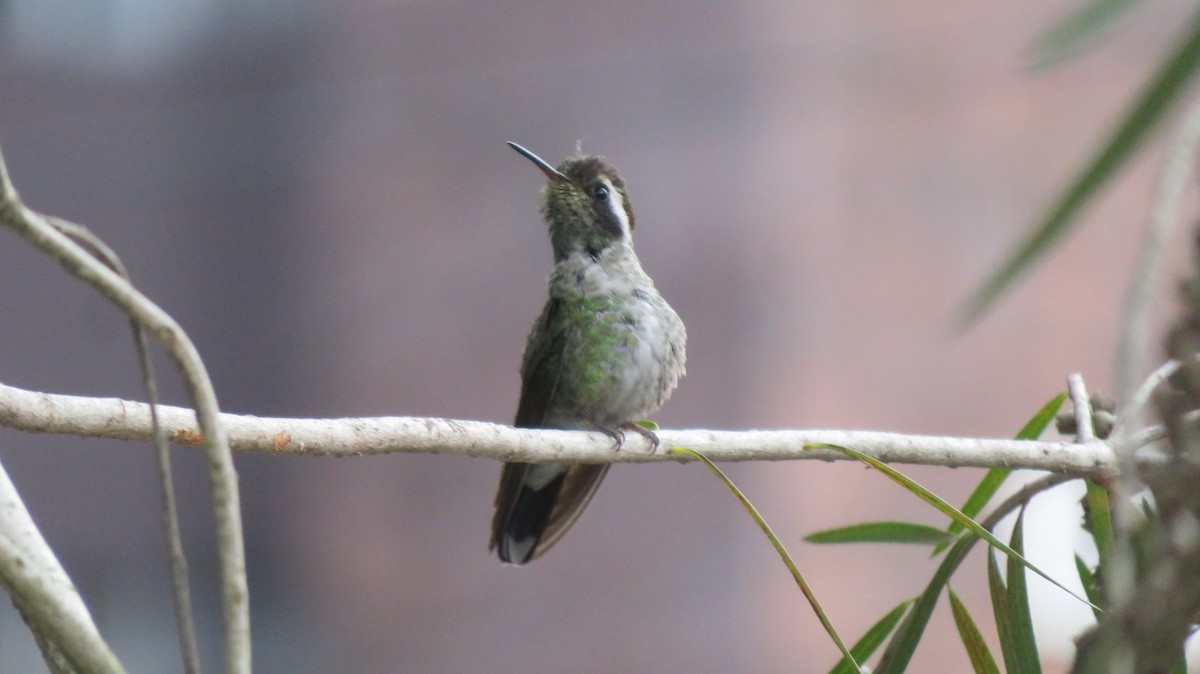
[590,185,609,201]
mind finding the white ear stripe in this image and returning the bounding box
[600,177,631,236]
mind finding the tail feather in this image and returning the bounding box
[490,463,610,564]
[495,467,565,564]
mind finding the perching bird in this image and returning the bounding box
[489,142,686,564]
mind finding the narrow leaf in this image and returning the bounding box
[989,547,1018,674]
[959,9,1200,325]
[827,600,913,674]
[936,392,1066,555]
[1014,392,1070,442]
[806,521,954,546]
[949,587,1002,674]
[945,467,1011,546]
[811,442,1099,613]
[1084,479,1115,572]
[875,531,980,673]
[1028,0,1142,69]
[670,447,863,673]
[1074,554,1104,618]
[1004,507,1042,674]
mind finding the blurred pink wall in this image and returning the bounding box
[0,1,1192,671]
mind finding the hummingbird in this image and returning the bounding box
[489,142,687,564]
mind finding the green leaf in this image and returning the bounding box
[1074,554,1104,618]
[959,8,1200,326]
[1003,508,1042,674]
[806,521,955,546]
[937,466,1012,557]
[875,530,980,673]
[827,600,913,674]
[949,587,1001,674]
[1028,0,1143,69]
[810,442,1099,613]
[670,447,864,673]
[1084,479,1115,573]
[633,419,659,431]
[987,549,1014,674]
[1013,392,1070,442]
[988,509,1044,674]
[942,467,1011,541]
[935,392,1066,555]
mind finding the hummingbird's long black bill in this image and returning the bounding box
[507,141,571,183]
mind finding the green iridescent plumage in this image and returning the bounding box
[489,143,687,564]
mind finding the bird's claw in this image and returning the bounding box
[620,422,660,452]
[593,422,660,453]
[594,424,626,450]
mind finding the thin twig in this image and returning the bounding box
[1068,373,1097,443]
[40,204,201,674]
[1106,105,1200,650]
[1107,362,1188,553]
[0,146,250,673]
[46,214,203,674]
[1114,101,1200,408]
[982,472,1079,531]
[1106,105,1200,653]
[139,330,203,674]
[1111,359,1179,440]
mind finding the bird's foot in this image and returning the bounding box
[591,423,626,450]
[591,422,660,453]
[619,421,660,452]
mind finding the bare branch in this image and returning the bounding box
[0,455,125,674]
[0,146,249,674]
[0,381,1115,474]
[1068,373,1097,443]
[47,212,202,674]
[1115,101,1200,408]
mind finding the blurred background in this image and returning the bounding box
[0,1,1194,672]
